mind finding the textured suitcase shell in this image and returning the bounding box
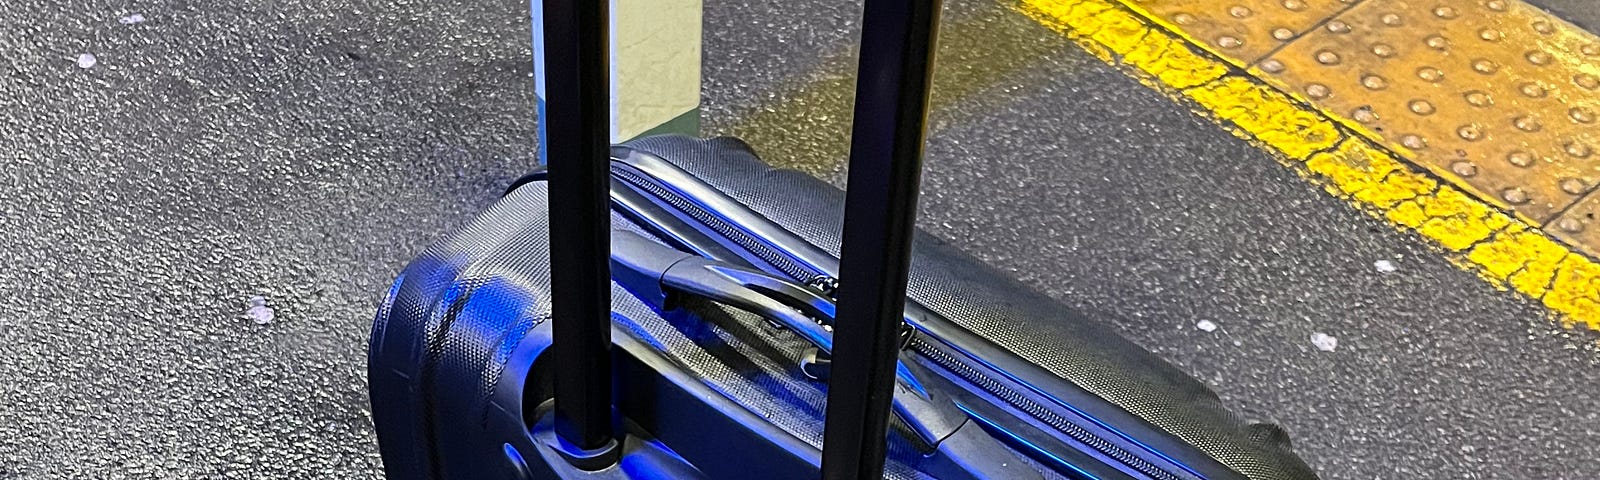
[366,134,1318,479]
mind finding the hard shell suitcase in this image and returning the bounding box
[366,0,1320,478]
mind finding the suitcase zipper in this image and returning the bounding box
[913,339,1180,480]
[611,167,816,282]
[611,164,1192,480]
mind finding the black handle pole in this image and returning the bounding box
[820,0,943,478]
[542,0,614,452]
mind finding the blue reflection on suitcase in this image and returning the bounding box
[367,137,1318,479]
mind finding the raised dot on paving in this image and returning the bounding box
[1519,82,1547,97]
[1417,67,1443,82]
[1464,91,1493,107]
[1569,142,1593,158]
[1507,151,1535,168]
[1352,107,1378,123]
[1572,107,1596,124]
[1410,100,1436,115]
[1503,188,1530,204]
[1305,83,1330,98]
[1561,178,1587,195]
[1575,74,1598,90]
[1361,74,1388,90]
[1513,116,1542,132]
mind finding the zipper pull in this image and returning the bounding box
[806,275,840,298]
[807,274,917,351]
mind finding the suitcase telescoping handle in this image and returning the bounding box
[541,0,946,473]
[541,0,619,465]
[825,0,946,478]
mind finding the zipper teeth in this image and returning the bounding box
[615,166,1182,480]
[912,339,1181,480]
[614,168,814,280]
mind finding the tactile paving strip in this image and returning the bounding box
[1125,0,1358,64]
[1025,0,1600,326]
[1254,0,1600,222]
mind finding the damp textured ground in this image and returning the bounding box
[3,0,1600,478]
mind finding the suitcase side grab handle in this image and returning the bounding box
[609,230,1041,480]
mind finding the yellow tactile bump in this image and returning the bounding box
[1016,0,1600,330]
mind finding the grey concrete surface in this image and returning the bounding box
[3,0,1598,479]
[1529,0,1599,31]
[1,0,538,477]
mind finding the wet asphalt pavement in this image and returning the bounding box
[3,0,1598,479]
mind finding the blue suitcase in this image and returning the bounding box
[366,0,1319,478]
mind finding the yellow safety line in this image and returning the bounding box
[1014,0,1600,330]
